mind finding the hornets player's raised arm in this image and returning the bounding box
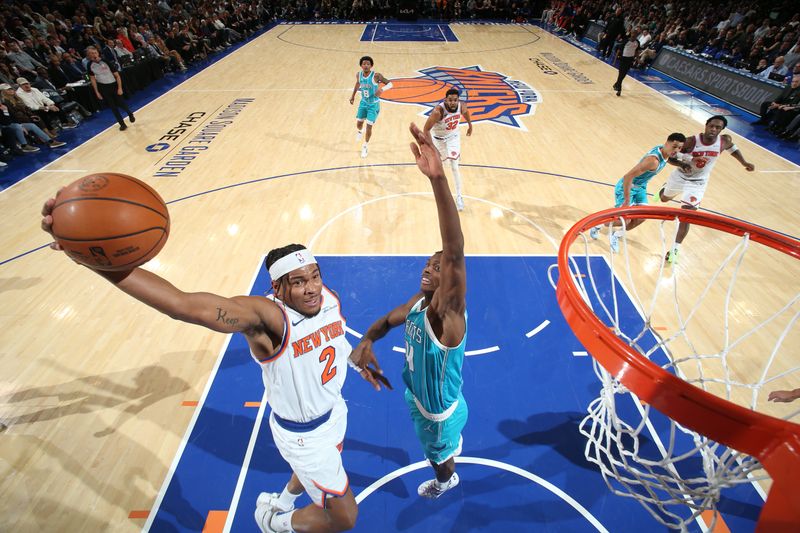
[94,268,283,336]
[409,123,466,319]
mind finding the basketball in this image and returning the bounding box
[51,173,170,271]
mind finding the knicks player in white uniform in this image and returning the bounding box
[39,200,385,533]
[659,115,755,264]
[424,88,473,211]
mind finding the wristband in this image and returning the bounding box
[347,358,363,373]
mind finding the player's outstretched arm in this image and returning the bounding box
[409,123,466,345]
[423,106,443,134]
[768,388,800,403]
[721,135,755,171]
[349,73,359,104]
[41,197,283,337]
[351,292,421,390]
[375,73,393,95]
[463,107,473,136]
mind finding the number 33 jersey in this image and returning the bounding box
[256,286,351,423]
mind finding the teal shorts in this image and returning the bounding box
[357,101,380,124]
[405,389,468,465]
[614,181,648,207]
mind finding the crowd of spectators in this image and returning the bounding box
[544,0,800,140]
[0,0,273,169]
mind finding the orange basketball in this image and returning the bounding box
[381,78,451,104]
[51,173,170,271]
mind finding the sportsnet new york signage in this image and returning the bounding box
[380,66,541,130]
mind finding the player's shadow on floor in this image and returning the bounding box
[392,467,599,531]
[497,411,595,470]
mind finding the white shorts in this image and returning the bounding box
[269,396,349,507]
[433,134,461,161]
[663,170,708,207]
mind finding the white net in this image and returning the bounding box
[559,210,800,531]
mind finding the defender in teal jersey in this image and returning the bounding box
[351,123,468,499]
[349,56,392,158]
[589,132,686,252]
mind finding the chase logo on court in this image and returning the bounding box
[380,66,541,130]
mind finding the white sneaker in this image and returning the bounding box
[609,232,620,254]
[360,144,368,158]
[589,225,600,240]
[455,195,464,211]
[418,472,460,499]
[256,492,294,512]
[254,502,278,533]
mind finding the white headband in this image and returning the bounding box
[268,249,317,281]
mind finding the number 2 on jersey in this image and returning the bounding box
[320,346,337,385]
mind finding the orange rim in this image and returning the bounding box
[556,206,800,531]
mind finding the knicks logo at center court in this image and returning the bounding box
[380,66,541,130]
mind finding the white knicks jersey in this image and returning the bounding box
[254,285,351,423]
[430,101,463,139]
[676,133,722,183]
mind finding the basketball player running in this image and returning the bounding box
[424,88,473,211]
[39,216,389,533]
[590,133,686,252]
[351,122,468,499]
[658,115,755,264]
[349,56,392,158]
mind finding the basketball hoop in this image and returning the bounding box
[556,206,800,531]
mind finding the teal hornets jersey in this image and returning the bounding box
[631,146,667,187]
[402,298,467,416]
[359,71,379,105]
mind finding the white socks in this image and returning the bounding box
[277,486,299,511]
[270,509,295,532]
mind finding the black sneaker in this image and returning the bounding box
[129,115,136,123]
[120,123,128,131]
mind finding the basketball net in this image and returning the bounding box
[554,207,800,531]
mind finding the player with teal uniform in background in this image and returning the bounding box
[590,132,686,252]
[349,56,392,159]
[351,123,468,499]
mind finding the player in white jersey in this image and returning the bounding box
[424,88,473,211]
[38,201,386,533]
[659,115,755,264]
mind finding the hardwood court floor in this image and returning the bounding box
[0,23,797,531]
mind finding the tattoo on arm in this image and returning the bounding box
[216,307,239,327]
